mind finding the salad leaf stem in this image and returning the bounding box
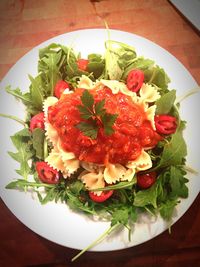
[184,165,198,175]
[0,113,26,126]
[6,179,55,190]
[88,177,136,191]
[175,86,200,104]
[71,222,120,262]
[67,45,75,74]
[148,67,157,84]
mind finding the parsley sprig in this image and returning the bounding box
[76,90,118,139]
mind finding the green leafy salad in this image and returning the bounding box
[1,37,190,260]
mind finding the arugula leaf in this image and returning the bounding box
[39,52,61,95]
[66,191,96,215]
[28,75,44,110]
[105,40,136,80]
[39,43,61,59]
[122,57,154,80]
[6,86,32,106]
[144,66,170,90]
[159,199,178,221]
[6,86,42,115]
[111,206,129,226]
[32,128,45,160]
[38,43,79,93]
[169,166,188,198]
[8,129,35,180]
[40,187,58,204]
[14,128,31,137]
[156,90,176,114]
[159,123,187,168]
[69,180,84,195]
[87,53,105,79]
[134,182,159,209]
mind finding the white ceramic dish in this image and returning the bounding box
[0,29,200,251]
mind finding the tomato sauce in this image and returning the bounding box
[48,87,161,165]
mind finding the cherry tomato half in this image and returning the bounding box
[54,80,70,99]
[30,112,45,132]
[137,172,157,189]
[36,161,60,184]
[77,59,89,71]
[155,115,177,135]
[126,69,144,92]
[89,190,114,203]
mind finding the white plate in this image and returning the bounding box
[0,29,200,251]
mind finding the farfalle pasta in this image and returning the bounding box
[42,75,161,193]
[139,83,160,103]
[79,170,105,195]
[126,150,152,171]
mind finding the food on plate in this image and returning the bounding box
[2,38,189,260]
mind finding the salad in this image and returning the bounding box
[1,36,190,260]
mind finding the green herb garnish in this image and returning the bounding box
[76,90,118,139]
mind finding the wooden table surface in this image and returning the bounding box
[0,1,200,266]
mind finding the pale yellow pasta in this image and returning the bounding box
[139,83,160,103]
[46,146,80,178]
[43,96,58,117]
[104,163,127,184]
[78,75,95,89]
[99,79,136,98]
[45,122,59,146]
[45,148,68,178]
[145,105,157,130]
[79,170,105,195]
[57,139,76,161]
[56,139,80,175]
[120,168,136,182]
[80,161,104,173]
[43,97,59,145]
[63,158,80,175]
[126,150,152,172]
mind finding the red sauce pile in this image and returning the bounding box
[48,88,161,164]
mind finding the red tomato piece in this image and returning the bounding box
[89,190,114,203]
[30,112,44,132]
[155,115,177,135]
[126,69,144,92]
[139,126,154,146]
[129,143,142,160]
[54,80,70,98]
[119,123,138,136]
[77,59,89,71]
[137,172,157,189]
[36,162,60,184]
